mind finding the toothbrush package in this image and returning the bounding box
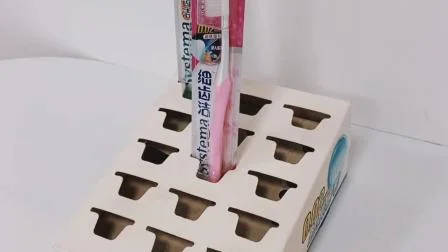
[174,0,193,99]
[174,0,246,182]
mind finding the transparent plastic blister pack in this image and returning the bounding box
[175,0,246,182]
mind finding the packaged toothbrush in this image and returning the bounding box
[224,0,246,173]
[191,0,246,182]
[174,0,193,99]
[190,0,222,182]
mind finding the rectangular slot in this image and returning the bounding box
[207,249,221,252]
[159,108,192,132]
[228,207,279,242]
[248,170,297,201]
[90,208,135,240]
[115,172,158,200]
[138,139,179,165]
[266,136,314,164]
[238,128,255,146]
[147,226,194,252]
[240,93,272,116]
[284,104,330,130]
[169,189,216,221]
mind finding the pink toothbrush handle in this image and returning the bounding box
[209,77,232,182]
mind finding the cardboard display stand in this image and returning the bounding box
[54,80,351,252]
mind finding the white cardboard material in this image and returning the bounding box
[54,80,351,252]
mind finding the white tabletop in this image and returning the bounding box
[1,58,447,252]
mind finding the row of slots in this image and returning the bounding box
[151,94,324,166]
[165,93,331,133]
[92,205,274,252]
[91,169,288,251]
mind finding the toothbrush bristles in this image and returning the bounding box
[205,0,222,17]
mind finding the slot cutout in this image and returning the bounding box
[284,104,330,130]
[90,208,135,240]
[159,108,192,132]
[207,249,221,252]
[147,227,194,252]
[228,207,279,242]
[115,172,158,200]
[238,128,255,146]
[248,170,298,201]
[138,139,179,165]
[169,189,216,221]
[240,93,272,116]
[266,136,314,164]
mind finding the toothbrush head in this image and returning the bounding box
[204,0,229,27]
[204,0,222,17]
[221,0,230,18]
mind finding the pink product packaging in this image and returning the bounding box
[189,0,246,182]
